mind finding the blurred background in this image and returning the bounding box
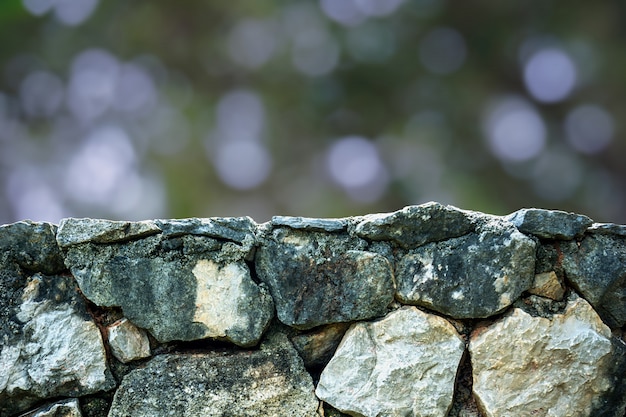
[0,0,625,225]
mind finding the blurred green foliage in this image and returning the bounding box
[0,0,624,224]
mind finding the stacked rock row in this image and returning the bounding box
[1,202,626,417]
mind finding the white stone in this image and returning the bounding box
[316,306,465,417]
[470,295,615,417]
[108,318,151,363]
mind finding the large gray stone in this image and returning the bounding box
[0,220,65,275]
[59,217,273,346]
[506,208,593,240]
[108,331,319,417]
[353,202,475,248]
[0,274,114,416]
[470,294,626,417]
[316,306,465,417]
[562,233,626,327]
[395,217,536,318]
[255,226,394,330]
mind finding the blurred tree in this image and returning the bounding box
[0,0,624,224]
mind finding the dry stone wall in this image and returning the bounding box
[1,202,626,417]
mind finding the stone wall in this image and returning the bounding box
[1,202,626,417]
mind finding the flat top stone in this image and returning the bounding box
[270,216,348,232]
[154,216,256,243]
[587,222,626,237]
[56,218,161,247]
[505,208,593,240]
[353,202,475,248]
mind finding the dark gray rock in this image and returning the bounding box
[0,220,65,274]
[271,216,348,232]
[562,234,626,327]
[505,208,593,240]
[60,218,273,346]
[108,331,319,417]
[587,222,626,237]
[0,274,114,417]
[56,218,161,247]
[255,227,395,330]
[395,217,536,318]
[154,216,257,243]
[290,322,351,369]
[353,202,475,248]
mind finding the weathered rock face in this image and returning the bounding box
[255,223,395,329]
[562,233,626,327]
[290,322,351,369]
[107,318,151,363]
[108,331,319,417]
[0,221,65,275]
[58,217,274,346]
[21,398,83,417]
[506,208,593,240]
[395,217,536,318]
[316,306,465,417]
[470,295,626,417]
[529,271,565,301]
[353,202,475,248]
[0,274,114,416]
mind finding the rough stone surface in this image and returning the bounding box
[353,202,475,248]
[108,331,319,417]
[271,216,348,232]
[395,217,536,318]
[21,398,83,417]
[0,220,65,275]
[256,226,394,329]
[316,306,465,417]
[56,218,161,247]
[562,233,626,327]
[59,218,274,346]
[290,322,351,369]
[529,271,565,301]
[506,208,593,240]
[470,295,626,417]
[587,222,626,236]
[107,318,151,363]
[0,274,114,417]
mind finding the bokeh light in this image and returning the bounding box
[0,1,624,225]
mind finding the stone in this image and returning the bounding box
[562,233,626,327]
[290,322,351,368]
[255,227,394,329]
[470,295,626,417]
[271,216,348,232]
[353,202,475,248]
[108,331,320,417]
[21,398,83,417]
[528,271,565,301]
[395,217,536,318]
[107,318,151,363]
[56,218,161,247]
[587,222,626,237]
[60,218,273,346]
[316,306,465,417]
[505,208,593,240]
[0,274,114,416]
[0,220,65,274]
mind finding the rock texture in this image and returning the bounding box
[562,233,626,327]
[21,398,83,417]
[353,202,474,248]
[108,331,319,417]
[0,274,114,416]
[395,217,536,318]
[470,295,626,417]
[107,318,151,363]
[506,208,593,240]
[316,307,465,417]
[529,271,565,301]
[58,217,274,346]
[255,225,394,329]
